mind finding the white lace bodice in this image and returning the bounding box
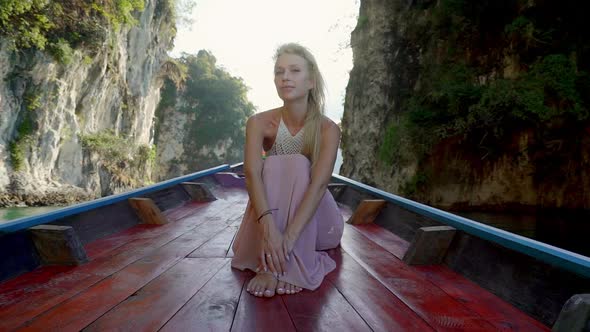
[267,117,304,156]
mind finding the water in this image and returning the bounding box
[457,210,590,257]
[0,206,62,224]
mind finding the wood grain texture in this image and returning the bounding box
[0,198,243,331]
[414,264,550,331]
[282,274,372,331]
[231,286,296,332]
[85,258,228,331]
[326,249,434,331]
[341,224,497,331]
[351,223,410,259]
[161,264,248,332]
[17,209,241,332]
[189,226,238,258]
[347,199,387,225]
[128,197,168,225]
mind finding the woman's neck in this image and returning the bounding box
[282,99,307,128]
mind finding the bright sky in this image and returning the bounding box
[171,0,360,123]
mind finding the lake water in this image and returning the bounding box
[0,206,62,224]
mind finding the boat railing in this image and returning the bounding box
[331,173,590,279]
[0,164,230,234]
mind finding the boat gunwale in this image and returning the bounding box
[0,164,230,233]
[331,173,590,279]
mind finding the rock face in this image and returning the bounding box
[341,0,590,211]
[0,0,175,206]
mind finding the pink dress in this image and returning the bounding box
[231,117,344,290]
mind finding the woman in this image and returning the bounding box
[231,43,344,297]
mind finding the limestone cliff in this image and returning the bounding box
[341,0,590,211]
[0,0,175,206]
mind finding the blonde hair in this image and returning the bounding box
[274,43,326,166]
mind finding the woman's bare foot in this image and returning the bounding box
[276,280,303,295]
[247,273,278,297]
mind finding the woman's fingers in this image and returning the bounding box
[266,251,278,275]
[259,251,268,272]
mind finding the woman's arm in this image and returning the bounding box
[283,120,341,250]
[243,114,287,276]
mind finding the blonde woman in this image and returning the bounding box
[231,43,343,297]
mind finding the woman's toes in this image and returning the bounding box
[276,281,286,295]
[264,288,274,297]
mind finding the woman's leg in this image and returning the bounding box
[231,154,343,295]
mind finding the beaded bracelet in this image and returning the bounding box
[257,208,278,223]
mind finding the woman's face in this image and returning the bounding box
[274,53,314,102]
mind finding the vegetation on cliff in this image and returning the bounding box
[156,50,255,171]
[377,0,590,198]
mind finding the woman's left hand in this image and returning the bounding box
[280,229,298,263]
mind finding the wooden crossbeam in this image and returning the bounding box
[29,225,89,266]
[346,199,386,225]
[552,294,590,332]
[181,182,217,202]
[403,226,456,265]
[128,198,168,225]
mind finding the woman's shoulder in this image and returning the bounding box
[247,108,281,125]
[320,115,341,136]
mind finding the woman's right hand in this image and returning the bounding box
[259,215,287,277]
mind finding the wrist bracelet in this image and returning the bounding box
[257,208,278,223]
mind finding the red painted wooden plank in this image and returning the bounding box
[17,212,240,332]
[163,200,208,222]
[341,225,497,331]
[231,283,296,332]
[352,223,409,259]
[326,249,434,331]
[0,199,245,331]
[0,265,73,303]
[282,273,372,331]
[85,258,228,331]
[84,224,159,259]
[189,226,238,258]
[161,264,248,332]
[415,265,550,331]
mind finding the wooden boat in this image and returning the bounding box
[0,163,588,331]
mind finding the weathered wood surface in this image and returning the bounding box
[0,186,549,331]
[29,225,89,266]
[128,197,168,225]
[347,199,386,225]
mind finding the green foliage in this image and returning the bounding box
[179,50,254,146]
[80,130,133,163]
[0,0,148,55]
[379,123,401,164]
[25,91,42,111]
[357,15,368,29]
[80,130,155,184]
[401,172,429,197]
[47,38,74,64]
[9,112,34,171]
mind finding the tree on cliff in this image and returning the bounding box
[156,50,255,177]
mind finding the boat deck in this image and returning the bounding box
[0,186,549,331]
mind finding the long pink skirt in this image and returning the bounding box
[231,154,344,290]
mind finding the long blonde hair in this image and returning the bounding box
[274,43,326,166]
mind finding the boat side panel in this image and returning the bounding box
[444,232,590,326]
[0,231,40,282]
[332,181,590,327]
[49,200,142,245]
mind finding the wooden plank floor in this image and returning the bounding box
[0,186,550,332]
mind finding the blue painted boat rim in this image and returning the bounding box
[331,173,590,279]
[0,164,230,234]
